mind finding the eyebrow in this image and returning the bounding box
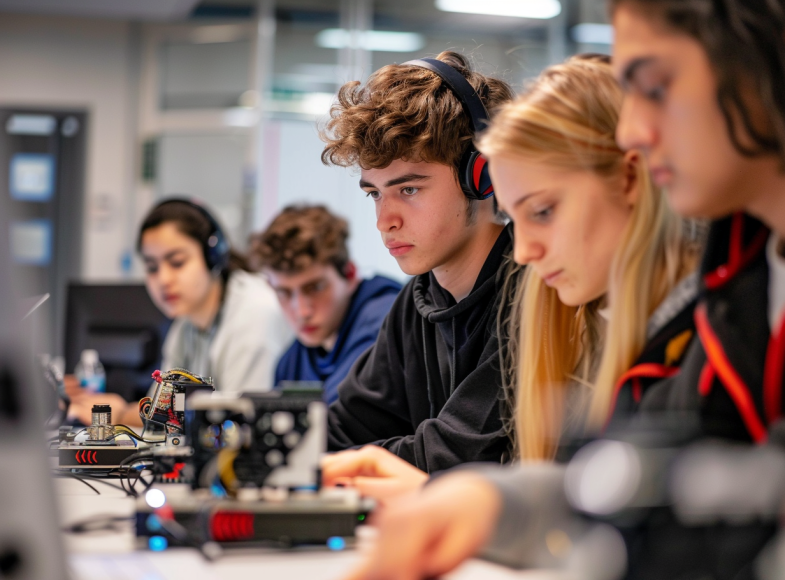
[359,173,431,189]
[143,249,187,263]
[619,56,655,89]
[511,189,548,210]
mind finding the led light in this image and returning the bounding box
[327,536,346,551]
[148,536,168,552]
[145,515,162,532]
[145,489,167,509]
[435,0,561,19]
[315,29,426,52]
[570,23,613,45]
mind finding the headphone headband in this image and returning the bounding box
[403,58,489,134]
[402,57,495,200]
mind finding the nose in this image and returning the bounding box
[293,292,313,321]
[157,263,175,287]
[513,221,546,265]
[376,194,403,233]
[616,95,657,154]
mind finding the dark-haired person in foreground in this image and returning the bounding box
[251,205,401,405]
[67,198,291,426]
[320,50,517,472]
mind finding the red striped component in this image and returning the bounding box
[74,450,99,464]
[210,512,254,542]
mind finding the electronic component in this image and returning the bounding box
[140,368,214,435]
[186,387,325,493]
[136,488,371,550]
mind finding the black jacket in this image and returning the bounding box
[607,275,699,426]
[327,226,513,472]
[642,213,775,442]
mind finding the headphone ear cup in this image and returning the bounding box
[460,150,494,200]
[206,232,230,276]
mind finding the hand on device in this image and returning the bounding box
[322,446,429,502]
[342,472,502,580]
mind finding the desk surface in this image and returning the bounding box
[57,477,562,580]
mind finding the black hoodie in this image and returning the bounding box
[641,212,777,442]
[327,226,514,472]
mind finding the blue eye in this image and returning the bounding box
[365,190,380,201]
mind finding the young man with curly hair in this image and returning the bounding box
[320,51,516,472]
[252,204,401,404]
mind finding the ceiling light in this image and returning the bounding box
[571,23,613,45]
[315,29,426,52]
[435,0,561,19]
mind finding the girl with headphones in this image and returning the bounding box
[66,198,291,426]
[326,55,703,579]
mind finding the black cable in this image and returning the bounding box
[63,515,134,534]
[65,472,129,493]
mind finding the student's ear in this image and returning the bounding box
[621,149,642,207]
[343,261,358,282]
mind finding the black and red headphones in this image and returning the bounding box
[403,57,494,200]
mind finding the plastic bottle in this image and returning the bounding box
[75,349,106,393]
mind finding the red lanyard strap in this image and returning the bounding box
[695,304,768,443]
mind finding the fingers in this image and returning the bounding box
[322,446,390,484]
[350,476,425,502]
[342,504,433,580]
[62,375,83,400]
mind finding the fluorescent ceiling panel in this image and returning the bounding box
[435,0,562,19]
[571,23,613,45]
[0,0,200,21]
[316,29,426,52]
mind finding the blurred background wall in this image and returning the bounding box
[0,0,612,355]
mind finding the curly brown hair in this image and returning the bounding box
[320,51,514,174]
[249,205,351,277]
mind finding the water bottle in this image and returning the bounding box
[75,349,106,393]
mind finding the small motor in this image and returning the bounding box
[86,404,115,442]
[140,368,214,435]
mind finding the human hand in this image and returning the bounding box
[342,472,502,580]
[322,446,429,502]
[66,392,130,426]
[62,374,83,401]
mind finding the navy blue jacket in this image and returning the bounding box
[274,275,402,403]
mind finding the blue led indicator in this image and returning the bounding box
[327,536,346,551]
[149,536,168,552]
[145,515,162,532]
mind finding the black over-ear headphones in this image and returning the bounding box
[402,57,494,200]
[153,197,230,276]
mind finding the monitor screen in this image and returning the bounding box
[64,284,171,400]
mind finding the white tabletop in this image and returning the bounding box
[56,477,561,580]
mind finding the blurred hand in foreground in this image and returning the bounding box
[322,446,429,502]
[342,472,502,580]
[66,392,134,426]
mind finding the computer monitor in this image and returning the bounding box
[64,283,171,401]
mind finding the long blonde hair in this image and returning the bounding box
[480,55,695,461]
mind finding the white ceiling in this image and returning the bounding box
[0,0,202,21]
